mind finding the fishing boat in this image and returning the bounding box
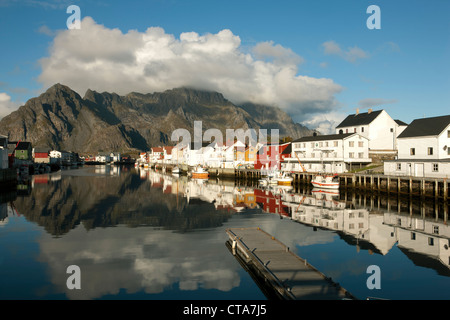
[275,172,293,185]
[311,174,339,189]
[191,166,209,179]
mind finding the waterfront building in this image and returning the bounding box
[14,141,32,161]
[254,142,291,170]
[283,133,371,173]
[384,114,450,178]
[33,148,50,163]
[0,134,9,169]
[335,109,407,161]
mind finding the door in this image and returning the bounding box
[414,163,424,177]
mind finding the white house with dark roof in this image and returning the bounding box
[283,132,371,173]
[384,115,450,178]
[335,109,407,157]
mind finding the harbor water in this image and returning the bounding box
[0,165,449,300]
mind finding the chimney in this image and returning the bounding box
[368,108,373,114]
[356,108,359,115]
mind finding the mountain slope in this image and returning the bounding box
[0,84,314,153]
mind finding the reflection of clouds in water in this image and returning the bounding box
[37,224,240,299]
[256,218,336,250]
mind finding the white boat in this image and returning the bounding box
[311,174,339,189]
[275,172,293,185]
[172,166,180,174]
[191,166,209,179]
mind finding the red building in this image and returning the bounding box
[254,142,291,170]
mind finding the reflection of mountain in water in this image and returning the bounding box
[13,167,234,236]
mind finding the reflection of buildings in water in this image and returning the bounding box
[147,170,258,213]
[383,213,450,271]
[0,202,8,226]
[0,202,19,227]
[286,190,450,271]
[94,165,121,176]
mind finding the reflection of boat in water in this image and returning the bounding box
[191,166,209,179]
[311,174,339,189]
[312,187,339,196]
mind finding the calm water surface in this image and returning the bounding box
[0,165,449,300]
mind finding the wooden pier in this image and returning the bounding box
[232,168,449,201]
[226,227,356,300]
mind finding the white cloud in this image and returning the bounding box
[358,98,398,109]
[322,40,369,63]
[38,17,342,123]
[300,111,347,135]
[0,93,21,120]
[37,25,55,37]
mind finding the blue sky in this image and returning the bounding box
[0,0,449,132]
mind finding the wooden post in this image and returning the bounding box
[397,177,401,194]
[443,178,448,201]
[387,177,390,194]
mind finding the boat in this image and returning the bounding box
[191,166,209,179]
[311,174,339,189]
[172,166,180,174]
[275,172,293,185]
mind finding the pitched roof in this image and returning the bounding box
[336,110,383,128]
[394,119,408,126]
[293,133,355,142]
[397,115,450,138]
[15,141,32,150]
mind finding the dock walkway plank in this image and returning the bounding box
[226,227,355,300]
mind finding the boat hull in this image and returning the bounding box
[277,179,293,185]
[192,172,209,179]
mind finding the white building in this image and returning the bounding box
[335,109,407,158]
[384,115,450,178]
[0,134,8,169]
[283,133,371,173]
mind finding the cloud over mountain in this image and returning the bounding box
[38,17,342,123]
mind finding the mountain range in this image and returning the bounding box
[0,83,314,153]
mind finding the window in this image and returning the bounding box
[390,128,394,133]
[349,152,354,158]
[397,163,402,170]
[354,128,357,133]
[334,141,338,147]
[433,164,439,172]
[319,142,323,147]
[411,232,416,240]
[410,148,415,155]
[361,127,364,133]
[358,152,364,158]
[448,130,450,138]
[433,226,439,235]
[325,142,329,147]
[428,237,434,246]
[428,147,433,155]
[358,141,363,147]
[303,143,306,148]
[349,141,354,147]
[346,129,348,133]
[311,142,314,148]
[311,153,315,158]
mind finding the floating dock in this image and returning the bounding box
[226,227,356,300]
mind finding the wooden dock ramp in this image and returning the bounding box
[226,227,356,300]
